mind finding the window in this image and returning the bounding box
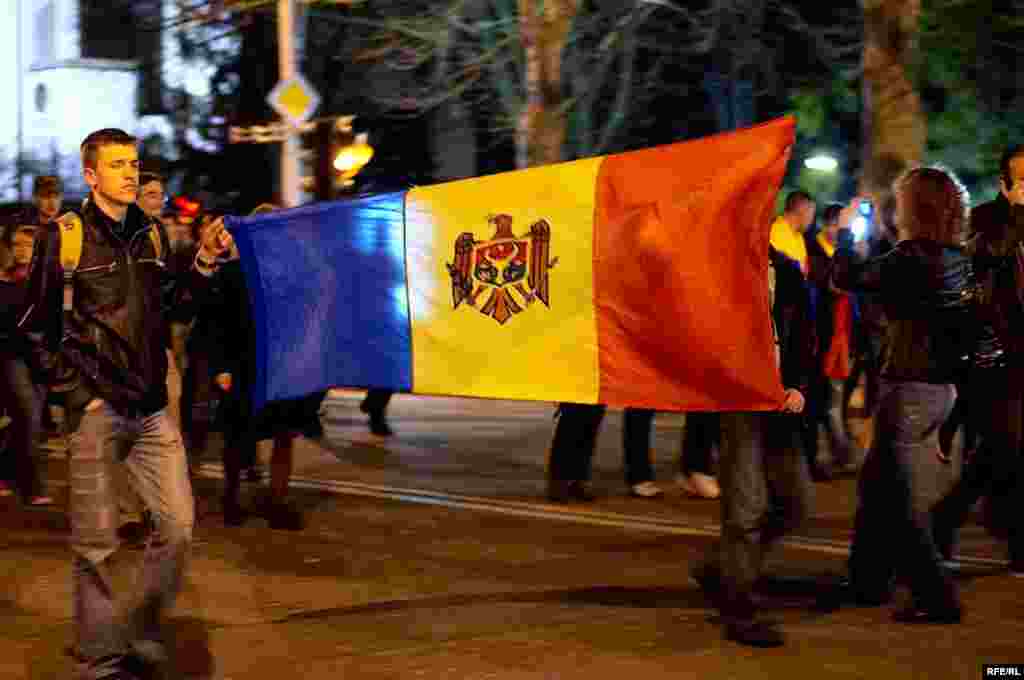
[33,1,54,65]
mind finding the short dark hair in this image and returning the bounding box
[784,190,814,213]
[0,210,33,247]
[139,171,164,188]
[1000,144,1024,190]
[32,175,63,197]
[80,128,138,170]
[822,203,843,225]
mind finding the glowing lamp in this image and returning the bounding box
[804,154,838,172]
[333,133,374,185]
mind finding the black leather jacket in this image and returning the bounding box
[770,247,814,395]
[967,196,1024,371]
[830,229,975,384]
[19,198,213,417]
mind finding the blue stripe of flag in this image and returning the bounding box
[226,192,412,411]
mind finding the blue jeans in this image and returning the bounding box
[0,355,45,499]
[848,380,957,606]
[69,402,194,672]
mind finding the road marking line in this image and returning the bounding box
[194,464,1008,569]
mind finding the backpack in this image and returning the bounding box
[55,211,165,312]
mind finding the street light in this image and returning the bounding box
[333,133,374,187]
[804,153,839,172]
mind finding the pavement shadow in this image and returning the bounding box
[278,585,710,624]
[164,616,216,680]
[559,585,708,609]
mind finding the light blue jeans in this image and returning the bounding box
[69,401,193,673]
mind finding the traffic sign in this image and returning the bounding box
[267,73,321,127]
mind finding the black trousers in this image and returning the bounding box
[548,403,654,486]
[699,412,812,620]
[680,412,718,476]
[932,368,1024,566]
[0,355,45,499]
[361,389,393,418]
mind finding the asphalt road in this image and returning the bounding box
[1,377,1021,679]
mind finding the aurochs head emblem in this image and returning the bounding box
[446,214,558,324]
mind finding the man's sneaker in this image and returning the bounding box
[301,418,325,440]
[81,652,154,680]
[814,576,890,613]
[690,562,724,603]
[223,498,248,527]
[266,500,305,531]
[892,602,963,624]
[724,618,785,647]
[677,473,720,499]
[244,462,264,483]
[369,415,394,437]
[630,481,663,498]
[548,479,595,503]
[117,521,150,549]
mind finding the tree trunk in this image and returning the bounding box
[516,0,579,168]
[860,0,925,203]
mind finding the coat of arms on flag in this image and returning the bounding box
[446,214,558,324]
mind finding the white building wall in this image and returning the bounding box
[4,0,151,199]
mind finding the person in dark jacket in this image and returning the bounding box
[805,203,863,480]
[19,128,231,679]
[821,167,974,624]
[0,217,52,505]
[931,144,1024,577]
[211,204,325,530]
[690,246,815,648]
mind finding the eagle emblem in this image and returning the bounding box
[446,214,558,324]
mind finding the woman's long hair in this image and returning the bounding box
[894,166,970,246]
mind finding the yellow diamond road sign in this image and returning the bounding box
[267,74,321,127]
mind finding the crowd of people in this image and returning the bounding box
[544,150,1024,647]
[1,127,1023,676]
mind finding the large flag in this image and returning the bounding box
[226,116,795,413]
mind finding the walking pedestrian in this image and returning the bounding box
[821,168,974,623]
[676,412,721,499]
[691,246,815,647]
[932,144,1024,577]
[805,203,864,478]
[547,406,662,501]
[0,216,52,506]
[213,204,323,530]
[19,128,231,678]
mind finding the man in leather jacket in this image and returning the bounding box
[932,144,1024,577]
[18,129,233,679]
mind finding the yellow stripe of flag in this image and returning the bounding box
[405,157,604,402]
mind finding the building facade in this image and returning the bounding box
[1,0,216,201]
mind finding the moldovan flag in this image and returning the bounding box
[226,116,794,413]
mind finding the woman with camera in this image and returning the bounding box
[821,167,974,624]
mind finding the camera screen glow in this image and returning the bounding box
[851,216,869,240]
